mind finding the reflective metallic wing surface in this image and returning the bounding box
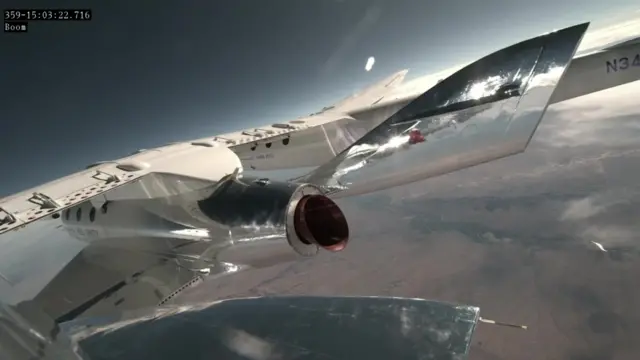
[300,23,590,198]
[67,296,480,360]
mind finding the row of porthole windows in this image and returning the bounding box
[64,203,108,222]
[250,137,290,151]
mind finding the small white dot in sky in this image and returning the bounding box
[365,56,375,72]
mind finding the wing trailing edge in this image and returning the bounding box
[0,166,147,235]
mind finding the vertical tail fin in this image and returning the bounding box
[331,69,409,112]
[300,23,590,197]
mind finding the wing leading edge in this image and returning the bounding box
[298,23,590,198]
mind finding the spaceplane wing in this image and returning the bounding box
[1,22,640,360]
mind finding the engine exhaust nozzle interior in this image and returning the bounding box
[293,195,349,252]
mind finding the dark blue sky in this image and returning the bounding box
[1,0,636,196]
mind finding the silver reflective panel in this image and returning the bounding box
[302,23,589,198]
[66,296,480,360]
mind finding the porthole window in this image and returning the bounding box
[250,144,257,151]
[76,208,82,221]
[265,142,272,148]
[89,207,96,222]
[282,138,290,146]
